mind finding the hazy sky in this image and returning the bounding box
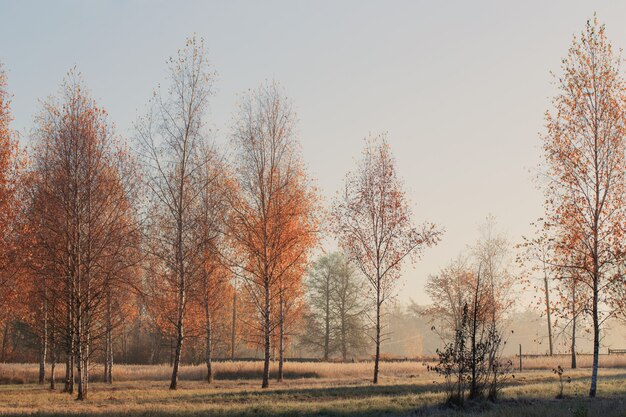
[2,0,625,305]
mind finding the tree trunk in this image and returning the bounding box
[542,259,553,356]
[205,296,213,383]
[104,289,113,383]
[76,296,85,400]
[324,276,330,361]
[64,342,74,394]
[1,320,9,362]
[277,286,284,382]
[49,317,56,390]
[64,288,74,394]
[39,296,48,385]
[170,313,184,390]
[231,287,237,360]
[50,349,56,390]
[262,282,271,389]
[373,284,381,384]
[571,284,577,369]
[341,312,347,362]
[589,276,599,398]
[170,207,186,390]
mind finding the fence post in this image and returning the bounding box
[519,344,522,372]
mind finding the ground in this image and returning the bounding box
[0,361,624,416]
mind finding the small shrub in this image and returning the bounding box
[553,365,571,399]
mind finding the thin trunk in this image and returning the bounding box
[64,286,74,394]
[204,294,213,383]
[277,286,284,382]
[373,283,381,384]
[170,312,184,390]
[105,288,113,383]
[231,287,237,360]
[76,295,85,400]
[50,350,56,390]
[49,317,56,390]
[589,274,599,398]
[324,274,330,361]
[542,257,553,356]
[341,311,347,362]
[103,334,108,383]
[170,184,186,390]
[571,284,577,369]
[262,282,271,389]
[107,330,113,384]
[39,295,48,384]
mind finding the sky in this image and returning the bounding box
[2,0,626,305]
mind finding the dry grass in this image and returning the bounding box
[0,361,624,416]
[0,360,428,385]
[517,354,626,370]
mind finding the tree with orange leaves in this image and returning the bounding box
[28,70,141,400]
[542,16,626,397]
[194,147,233,383]
[332,134,442,384]
[0,64,28,363]
[227,81,320,388]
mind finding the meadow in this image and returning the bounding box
[0,358,625,416]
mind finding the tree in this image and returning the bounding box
[331,254,369,361]
[471,217,515,330]
[426,217,515,346]
[136,36,215,390]
[0,65,28,368]
[425,256,477,341]
[332,134,442,384]
[542,16,626,398]
[518,221,555,356]
[301,252,368,361]
[227,81,319,388]
[302,253,339,360]
[194,150,233,383]
[28,70,140,400]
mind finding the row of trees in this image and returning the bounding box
[427,17,626,400]
[0,37,440,399]
[530,16,626,398]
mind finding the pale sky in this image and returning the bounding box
[2,0,625,305]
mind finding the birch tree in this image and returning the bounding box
[136,36,215,390]
[543,16,626,397]
[332,134,442,384]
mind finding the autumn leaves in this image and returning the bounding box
[540,16,626,398]
[0,32,442,398]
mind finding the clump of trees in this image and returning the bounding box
[26,70,142,400]
[431,270,512,406]
[426,218,515,406]
[299,252,369,361]
[532,15,626,398]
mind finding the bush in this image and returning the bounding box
[431,303,512,407]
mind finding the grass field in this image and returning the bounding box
[0,359,625,416]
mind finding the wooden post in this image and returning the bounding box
[519,344,522,372]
